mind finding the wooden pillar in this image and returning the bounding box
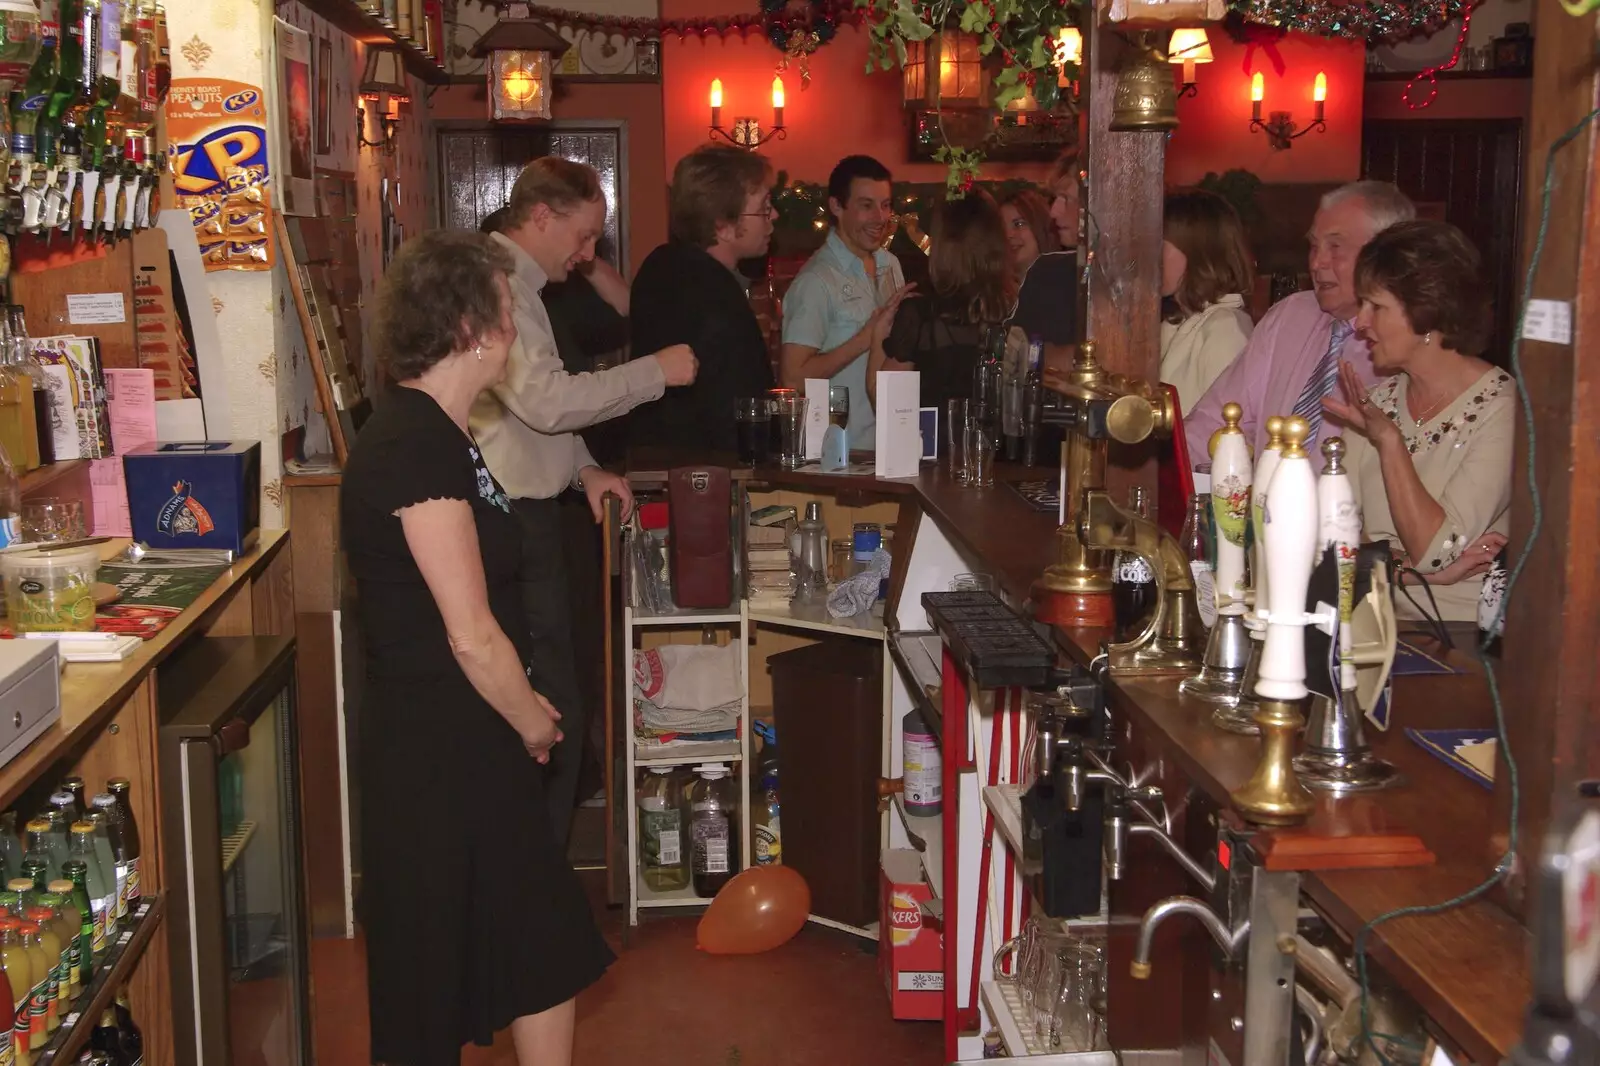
[1493,0,1600,914]
[1083,26,1166,511]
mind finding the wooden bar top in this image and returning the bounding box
[0,531,289,812]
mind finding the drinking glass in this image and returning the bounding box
[945,398,969,483]
[828,385,850,429]
[1051,941,1106,1050]
[21,497,76,542]
[775,393,809,470]
[949,572,995,593]
[734,397,771,466]
[965,416,995,488]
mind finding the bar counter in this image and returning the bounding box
[749,461,1524,1062]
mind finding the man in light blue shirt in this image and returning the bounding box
[780,155,914,451]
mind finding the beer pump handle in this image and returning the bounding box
[1250,416,1285,630]
[1209,403,1252,615]
[1318,438,1361,691]
[1256,417,1318,701]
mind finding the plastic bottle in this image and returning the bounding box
[83,811,118,938]
[902,707,942,816]
[751,769,781,866]
[637,768,688,893]
[45,881,80,999]
[105,779,140,908]
[687,764,738,898]
[61,861,93,983]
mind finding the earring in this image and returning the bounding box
[1423,333,1432,346]
[475,345,483,361]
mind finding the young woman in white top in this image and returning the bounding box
[1159,189,1255,415]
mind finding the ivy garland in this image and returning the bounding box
[763,0,840,50]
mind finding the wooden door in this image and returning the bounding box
[1362,118,1523,362]
[437,125,626,268]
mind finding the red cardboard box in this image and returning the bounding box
[879,849,944,1021]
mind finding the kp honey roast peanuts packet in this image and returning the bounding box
[167,77,276,271]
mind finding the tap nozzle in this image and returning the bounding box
[1130,896,1250,980]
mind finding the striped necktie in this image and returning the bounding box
[1291,318,1354,447]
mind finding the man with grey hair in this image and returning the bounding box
[1184,179,1416,467]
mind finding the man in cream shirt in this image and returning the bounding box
[472,157,697,849]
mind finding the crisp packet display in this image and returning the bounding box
[167,78,276,271]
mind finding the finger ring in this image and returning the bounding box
[1359,397,1369,406]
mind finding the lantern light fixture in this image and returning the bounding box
[1249,70,1329,150]
[471,3,571,123]
[1166,28,1213,98]
[357,47,409,152]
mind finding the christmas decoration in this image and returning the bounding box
[1401,7,1470,110]
[1222,0,1478,42]
[471,0,859,46]
[767,0,838,83]
[770,171,1039,237]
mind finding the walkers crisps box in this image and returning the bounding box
[879,848,944,1020]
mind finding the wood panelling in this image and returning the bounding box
[1361,118,1524,362]
[10,242,139,369]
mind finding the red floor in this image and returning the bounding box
[311,873,943,1065]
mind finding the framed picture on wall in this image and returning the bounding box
[315,36,333,155]
[270,17,316,216]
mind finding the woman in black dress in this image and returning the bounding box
[341,230,612,1066]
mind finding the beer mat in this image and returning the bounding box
[1405,728,1496,790]
[1009,479,1059,513]
[92,560,233,639]
[1392,639,1466,677]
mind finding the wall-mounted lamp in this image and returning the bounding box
[1167,28,1212,99]
[1055,25,1083,94]
[357,47,408,153]
[1249,70,1327,150]
[709,77,787,149]
[470,4,571,122]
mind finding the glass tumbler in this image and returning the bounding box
[21,497,75,543]
[775,393,809,470]
[734,397,771,466]
[945,398,969,483]
[965,416,996,488]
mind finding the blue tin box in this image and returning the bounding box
[123,441,261,554]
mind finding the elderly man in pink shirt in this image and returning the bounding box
[1184,181,1416,469]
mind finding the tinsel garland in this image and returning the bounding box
[1223,0,1479,42]
[770,174,1039,235]
[480,0,859,48]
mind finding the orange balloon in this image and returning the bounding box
[696,866,811,955]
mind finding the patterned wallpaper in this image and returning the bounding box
[166,0,437,524]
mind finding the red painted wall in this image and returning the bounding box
[1165,32,1366,187]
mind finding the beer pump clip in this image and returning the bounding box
[1081,489,1205,675]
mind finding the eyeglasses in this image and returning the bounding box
[743,205,777,220]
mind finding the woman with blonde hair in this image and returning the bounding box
[1159,188,1255,414]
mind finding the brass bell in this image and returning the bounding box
[1110,33,1178,132]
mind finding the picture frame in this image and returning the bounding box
[315,36,333,155]
[270,18,316,216]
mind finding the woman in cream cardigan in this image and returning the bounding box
[1159,189,1255,415]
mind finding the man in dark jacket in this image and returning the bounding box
[628,145,777,453]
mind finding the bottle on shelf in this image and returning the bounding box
[44,881,79,1002]
[34,892,72,1011]
[637,768,688,893]
[59,860,93,984]
[112,986,140,1063]
[132,0,153,129]
[23,911,56,1034]
[902,707,942,817]
[57,781,84,827]
[4,312,49,465]
[19,825,52,891]
[0,891,15,921]
[104,780,139,909]
[687,764,738,898]
[65,825,108,956]
[82,813,117,937]
[0,813,21,885]
[0,440,17,550]
[81,0,117,170]
[46,795,76,848]
[0,933,13,1066]
[1,884,27,922]
[106,0,135,149]
[88,798,125,922]
[0,338,35,475]
[1179,490,1214,627]
[17,922,47,1051]
[89,1007,127,1064]
[36,0,83,173]
[9,0,60,174]
[1111,486,1158,642]
[751,767,781,866]
[150,0,165,104]
[0,918,32,1066]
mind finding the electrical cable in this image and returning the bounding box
[1354,105,1600,1066]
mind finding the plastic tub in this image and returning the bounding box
[0,546,102,633]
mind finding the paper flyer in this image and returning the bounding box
[166,78,275,271]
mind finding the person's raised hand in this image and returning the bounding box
[654,344,699,387]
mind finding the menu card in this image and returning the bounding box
[873,370,922,479]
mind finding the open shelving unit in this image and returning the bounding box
[36,894,165,1065]
[622,591,752,927]
[296,0,450,84]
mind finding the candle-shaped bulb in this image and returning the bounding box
[710,78,724,109]
[1312,71,1327,103]
[1183,58,1197,85]
[1251,72,1265,103]
[771,76,785,109]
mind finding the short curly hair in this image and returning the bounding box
[374,230,515,381]
[1354,220,1491,356]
